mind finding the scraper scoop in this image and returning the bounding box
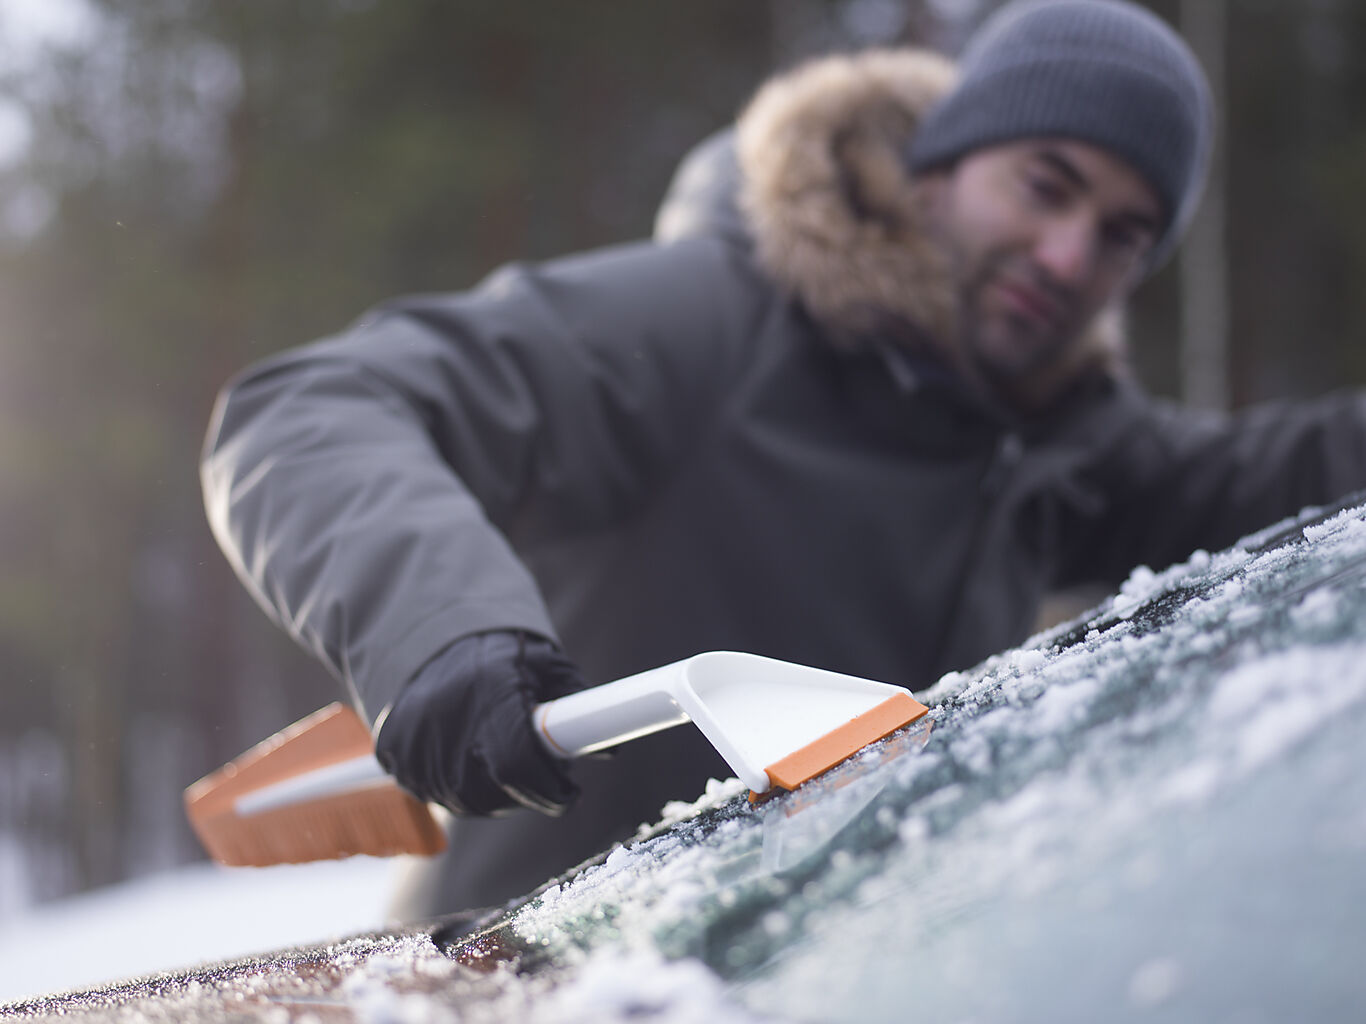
[534,651,927,795]
[185,651,929,866]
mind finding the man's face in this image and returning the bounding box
[919,139,1163,383]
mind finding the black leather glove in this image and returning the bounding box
[374,630,585,816]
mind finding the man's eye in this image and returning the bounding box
[1101,222,1141,254]
[1024,175,1068,206]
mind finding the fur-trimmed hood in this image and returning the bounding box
[657,48,1128,411]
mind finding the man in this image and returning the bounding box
[201,0,1366,914]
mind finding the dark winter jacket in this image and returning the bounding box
[201,50,1366,911]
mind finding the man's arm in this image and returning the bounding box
[1056,387,1366,586]
[201,238,762,723]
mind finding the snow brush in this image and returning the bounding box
[185,651,929,867]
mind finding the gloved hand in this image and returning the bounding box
[374,630,585,816]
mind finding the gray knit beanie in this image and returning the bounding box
[908,0,1213,269]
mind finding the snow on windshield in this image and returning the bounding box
[15,500,1366,1022]
[482,499,1366,1022]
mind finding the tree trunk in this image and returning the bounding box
[1179,0,1231,412]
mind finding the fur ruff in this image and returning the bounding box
[734,48,1128,409]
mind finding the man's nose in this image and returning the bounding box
[1033,216,1095,287]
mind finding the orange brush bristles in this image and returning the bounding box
[754,691,929,801]
[185,703,446,867]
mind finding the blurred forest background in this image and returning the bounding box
[2,0,1366,914]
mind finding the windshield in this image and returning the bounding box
[442,495,1366,1022]
[13,497,1366,1022]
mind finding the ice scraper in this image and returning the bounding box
[185,651,929,867]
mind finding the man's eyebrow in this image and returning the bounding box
[1035,148,1089,190]
[1035,147,1162,234]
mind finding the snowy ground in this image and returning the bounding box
[0,855,397,1005]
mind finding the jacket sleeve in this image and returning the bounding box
[201,238,762,721]
[1056,388,1366,586]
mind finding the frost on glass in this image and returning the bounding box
[451,494,1366,1022]
[14,496,1366,1022]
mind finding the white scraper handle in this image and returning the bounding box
[531,661,692,757]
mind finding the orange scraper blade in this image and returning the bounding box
[754,691,929,801]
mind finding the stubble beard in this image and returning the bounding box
[956,252,1084,386]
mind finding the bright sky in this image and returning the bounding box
[0,0,94,53]
[0,0,96,163]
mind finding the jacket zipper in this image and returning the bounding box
[925,431,1024,676]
